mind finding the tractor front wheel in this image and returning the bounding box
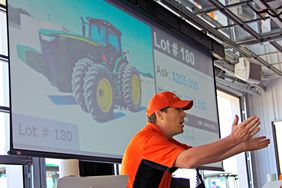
[121,64,141,112]
[72,57,95,113]
[84,64,114,122]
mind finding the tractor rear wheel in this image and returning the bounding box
[72,57,94,113]
[84,64,114,122]
[121,64,141,112]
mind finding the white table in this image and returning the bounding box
[263,180,282,188]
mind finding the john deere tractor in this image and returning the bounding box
[38,17,141,122]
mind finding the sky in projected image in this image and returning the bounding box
[8,0,154,75]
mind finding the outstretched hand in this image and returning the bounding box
[242,136,270,151]
[230,115,260,144]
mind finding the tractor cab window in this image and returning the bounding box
[107,29,121,55]
[84,23,89,37]
[90,24,106,46]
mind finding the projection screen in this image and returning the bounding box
[8,0,221,169]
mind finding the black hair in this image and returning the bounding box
[147,107,169,124]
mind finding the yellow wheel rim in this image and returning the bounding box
[131,74,141,106]
[96,78,113,113]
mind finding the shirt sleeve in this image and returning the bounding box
[142,134,186,168]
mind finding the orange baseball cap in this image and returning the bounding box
[146,91,193,116]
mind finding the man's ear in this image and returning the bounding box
[155,110,163,120]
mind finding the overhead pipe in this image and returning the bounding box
[216,77,261,95]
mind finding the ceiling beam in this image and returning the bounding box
[194,0,252,15]
[254,0,282,28]
[270,41,282,53]
[208,0,260,38]
[235,29,282,45]
[216,77,261,95]
[158,0,282,76]
[216,17,270,30]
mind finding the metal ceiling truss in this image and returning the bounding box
[216,17,270,30]
[156,0,282,95]
[216,76,261,95]
[207,0,282,71]
[269,41,282,53]
[258,0,282,23]
[235,29,282,45]
[194,0,252,15]
[208,0,260,38]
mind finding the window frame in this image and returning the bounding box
[272,121,282,176]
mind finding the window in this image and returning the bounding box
[90,24,106,46]
[0,59,9,107]
[46,158,60,188]
[0,9,8,56]
[0,4,28,188]
[273,121,282,175]
[0,164,24,188]
[205,90,248,188]
[0,113,9,155]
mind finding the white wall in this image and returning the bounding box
[0,0,6,5]
[217,90,249,188]
[6,165,24,188]
[246,78,282,187]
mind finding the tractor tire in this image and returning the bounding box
[72,57,95,113]
[84,64,114,122]
[117,60,128,84]
[116,60,128,103]
[120,64,141,112]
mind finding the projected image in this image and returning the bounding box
[8,0,154,157]
[10,0,147,123]
[8,0,220,166]
[17,17,142,122]
[151,28,219,153]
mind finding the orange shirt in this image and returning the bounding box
[121,122,190,188]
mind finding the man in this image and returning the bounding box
[121,91,270,188]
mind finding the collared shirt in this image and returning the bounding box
[121,122,191,188]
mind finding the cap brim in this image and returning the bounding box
[171,100,193,110]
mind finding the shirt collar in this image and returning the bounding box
[145,122,168,138]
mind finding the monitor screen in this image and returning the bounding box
[8,0,220,169]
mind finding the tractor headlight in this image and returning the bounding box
[40,34,56,42]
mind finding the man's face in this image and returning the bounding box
[161,107,187,137]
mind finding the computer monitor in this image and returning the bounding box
[57,175,128,188]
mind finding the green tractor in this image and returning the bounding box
[38,17,141,122]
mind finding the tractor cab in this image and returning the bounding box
[82,17,122,59]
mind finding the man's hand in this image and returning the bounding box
[242,136,270,151]
[230,115,260,144]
